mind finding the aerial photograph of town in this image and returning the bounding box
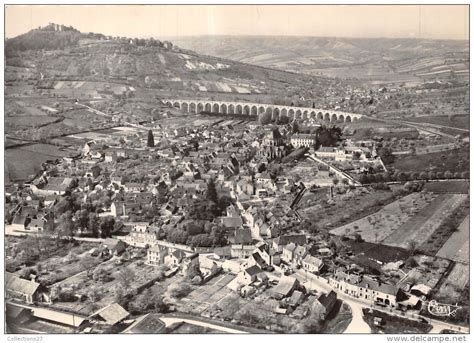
[3,3,470,338]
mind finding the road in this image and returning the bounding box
[295,270,371,333]
[76,103,149,131]
[294,270,469,334]
[159,316,248,333]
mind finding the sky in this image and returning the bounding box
[5,5,469,40]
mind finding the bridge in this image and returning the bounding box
[162,99,363,123]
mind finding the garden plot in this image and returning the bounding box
[330,192,435,243]
[436,215,469,263]
[402,255,451,289]
[383,194,467,249]
[444,263,469,289]
[179,273,236,314]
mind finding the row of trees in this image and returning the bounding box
[359,170,469,184]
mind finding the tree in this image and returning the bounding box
[406,239,417,256]
[92,266,111,282]
[258,111,272,125]
[99,217,115,238]
[294,312,323,333]
[117,267,135,294]
[206,178,218,203]
[444,171,453,179]
[359,174,369,184]
[88,213,99,237]
[332,178,340,186]
[378,147,395,164]
[57,211,75,243]
[292,121,300,133]
[147,129,155,147]
[168,282,192,299]
[314,126,343,148]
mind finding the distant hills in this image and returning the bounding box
[5,24,337,102]
[173,36,469,85]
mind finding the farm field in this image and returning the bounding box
[443,262,470,289]
[5,144,72,183]
[436,215,469,263]
[179,273,236,315]
[302,187,403,232]
[390,146,469,175]
[404,115,469,130]
[424,181,469,194]
[382,194,467,249]
[6,115,62,130]
[330,192,436,243]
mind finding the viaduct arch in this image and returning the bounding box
[162,99,363,123]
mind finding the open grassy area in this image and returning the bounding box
[331,192,435,243]
[436,215,469,263]
[302,187,401,232]
[6,144,74,182]
[167,322,223,334]
[418,196,469,257]
[363,308,432,334]
[424,181,470,194]
[383,194,467,249]
[404,115,469,130]
[390,146,469,175]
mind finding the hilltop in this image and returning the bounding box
[5,25,340,104]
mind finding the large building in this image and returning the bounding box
[290,134,316,148]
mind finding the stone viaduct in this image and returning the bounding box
[162,99,363,123]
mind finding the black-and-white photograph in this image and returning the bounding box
[3,3,470,337]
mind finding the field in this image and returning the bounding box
[179,273,236,315]
[5,144,74,183]
[445,263,470,289]
[363,308,432,334]
[51,257,173,316]
[330,192,435,243]
[390,146,469,175]
[404,115,469,130]
[383,194,467,249]
[6,115,62,130]
[424,181,470,194]
[302,187,402,232]
[436,215,469,263]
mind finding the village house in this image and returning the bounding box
[301,255,325,274]
[123,182,144,193]
[230,228,255,259]
[273,234,307,252]
[312,291,338,320]
[329,270,400,307]
[237,265,268,286]
[102,238,126,256]
[6,272,44,304]
[89,303,130,328]
[270,276,300,300]
[146,245,167,266]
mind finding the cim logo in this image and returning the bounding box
[428,300,462,317]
